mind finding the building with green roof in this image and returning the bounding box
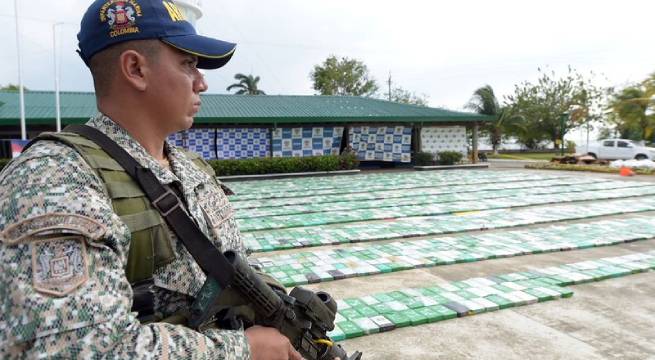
[0,90,492,162]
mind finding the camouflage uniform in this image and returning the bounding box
[0,114,251,359]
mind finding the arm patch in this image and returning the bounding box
[0,213,107,245]
[32,235,89,297]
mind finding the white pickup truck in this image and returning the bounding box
[585,139,655,160]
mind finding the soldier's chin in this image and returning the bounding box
[172,117,194,134]
[181,120,194,131]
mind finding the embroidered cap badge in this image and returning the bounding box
[100,0,143,38]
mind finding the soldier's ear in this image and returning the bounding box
[119,49,148,92]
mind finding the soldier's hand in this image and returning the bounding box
[245,325,303,360]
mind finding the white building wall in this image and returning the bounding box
[420,126,468,155]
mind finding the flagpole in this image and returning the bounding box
[53,22,63,132]
[14,0,26,140]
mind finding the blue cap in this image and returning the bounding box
[77,0,236,69]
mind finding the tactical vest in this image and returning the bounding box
[31,131,219,285]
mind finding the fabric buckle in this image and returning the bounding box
[152,189,182,217]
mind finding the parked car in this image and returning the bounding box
[584,139,655,160]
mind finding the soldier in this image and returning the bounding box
[0,0,302,359]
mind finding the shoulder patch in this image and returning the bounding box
[32,235,89,297]
[1,213,107,245]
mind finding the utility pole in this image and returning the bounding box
[53,22,64,133]
[387,72,392,101]
[559,112,568,156]
[586,120,590,154]
[15,0,26,140]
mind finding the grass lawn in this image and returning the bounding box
[487,152,572,161]
[525,162,655,175]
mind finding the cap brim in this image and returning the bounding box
[162,35,236,69]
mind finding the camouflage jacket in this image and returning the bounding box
[0,114,251,359]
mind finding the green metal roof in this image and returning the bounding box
[0,90,492,126]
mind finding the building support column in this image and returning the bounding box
[472,122,479,164]
[341,125,350,153]
[269,124,276,158]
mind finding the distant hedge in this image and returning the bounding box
[413,152,434,166]
[413,151,464,166]
[0,153,361,176]
[437,151,463,165]
[209,152,359,176]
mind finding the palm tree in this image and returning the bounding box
[226,73,266,95]
[611,86,654,141]
[465,85,514,154]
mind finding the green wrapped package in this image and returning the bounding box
[385,312,412,328]
[336,320,365,339]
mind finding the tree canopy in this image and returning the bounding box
[310,56,378,96]
[390,86,429,106]
[505,67,605,149]
[466,85,518,153]
[1,84,27,91]
[608,79,655,142]
[226,74,266,95]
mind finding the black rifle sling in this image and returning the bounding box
[65,124,234,288]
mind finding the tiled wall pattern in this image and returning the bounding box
[349,126,412,162]
[420,126,467,155]
[272,127,344,157]
[167,129,216,159]
[216,128,270,159]
[186,128,217,160]
[167,131,187,148]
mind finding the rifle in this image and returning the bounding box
[189,250,362,360]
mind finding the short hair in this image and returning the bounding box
[89,39,162,97]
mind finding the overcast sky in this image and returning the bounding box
[1,0,654,116]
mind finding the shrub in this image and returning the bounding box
[339,149,359,170]
[413,152,435,166]
[208,154,357,176]
[0,155,358,176]
[565,140,577,154]
[437,151,463,165]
